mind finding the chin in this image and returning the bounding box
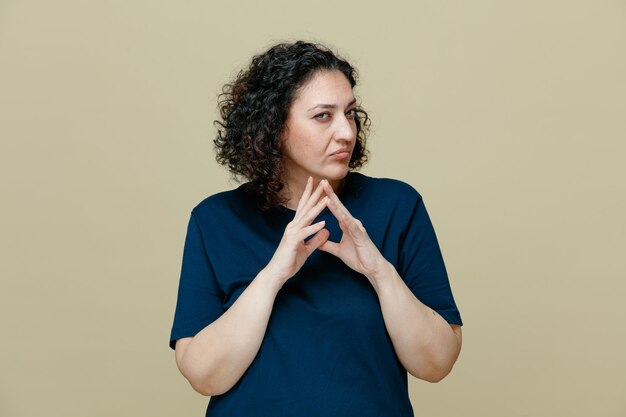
[322,167,349,181]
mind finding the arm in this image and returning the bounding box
[318,181,462,382]
[175,267,282,396]
[369,261,462,383]
[173,177,330,396]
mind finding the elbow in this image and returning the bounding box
[181,364,229,397]
[178,351,231,396]
[184,363,236,397]
[190,382,212,397]
[417,335,462,383]
[407,353,456,383]
[187,368,234,397]
[189,377,230,397]
[422,367,451,383]
[409,365,452,383]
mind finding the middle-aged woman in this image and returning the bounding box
[169,40,463,417]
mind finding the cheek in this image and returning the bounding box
[283,136,314,160]
[283,121,327,157]
[292,134,321,155]
[301,140,318,153]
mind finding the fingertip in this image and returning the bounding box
[317,227,329,239]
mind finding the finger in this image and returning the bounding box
[299,195,329,227]
[323,181,354,222]
[335,210,349,235]
[298,220,326,241]
[318,239,340,257]
[295,176,313,213]
[330,212,365,247]
[295,180,326,223]
[342,214,365,240]
[304,228,330,256]
[326,198,353,235]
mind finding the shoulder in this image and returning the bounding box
[189,183,255,222]
[349,172,423,205]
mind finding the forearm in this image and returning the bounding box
[369,261,462,382]
[180,267,282,395]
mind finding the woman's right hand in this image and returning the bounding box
[264,176,330,286]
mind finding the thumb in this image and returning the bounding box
[318,239,340,257]
[304,228,330,257]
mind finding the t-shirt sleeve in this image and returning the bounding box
[169,209,225,350]
[398,190,463,326]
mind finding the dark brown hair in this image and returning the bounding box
[213,41,371,210]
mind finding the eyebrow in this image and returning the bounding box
[307,98,357,111]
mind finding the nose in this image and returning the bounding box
[333,113,356,143]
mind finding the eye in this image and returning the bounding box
[314,112,331,120]
[346,108,357,119]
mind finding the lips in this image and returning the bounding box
[330,149,351,160]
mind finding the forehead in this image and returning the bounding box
[292,70,354,105]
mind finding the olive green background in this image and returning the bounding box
[1,1,624,416]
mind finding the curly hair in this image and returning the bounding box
[213,40,371,211]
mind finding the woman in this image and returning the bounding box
[169,41,463,417]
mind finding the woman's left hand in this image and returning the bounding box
[318,180,388,281]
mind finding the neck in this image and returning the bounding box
[281,175,346,210]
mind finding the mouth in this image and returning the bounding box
[330,149,350,157]
[330,150,351,160]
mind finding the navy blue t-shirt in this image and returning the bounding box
[169,172,463,417]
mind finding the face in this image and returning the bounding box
[280,70,358,187]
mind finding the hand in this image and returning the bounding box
[318,180,388,280]
[264,177,330,286]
